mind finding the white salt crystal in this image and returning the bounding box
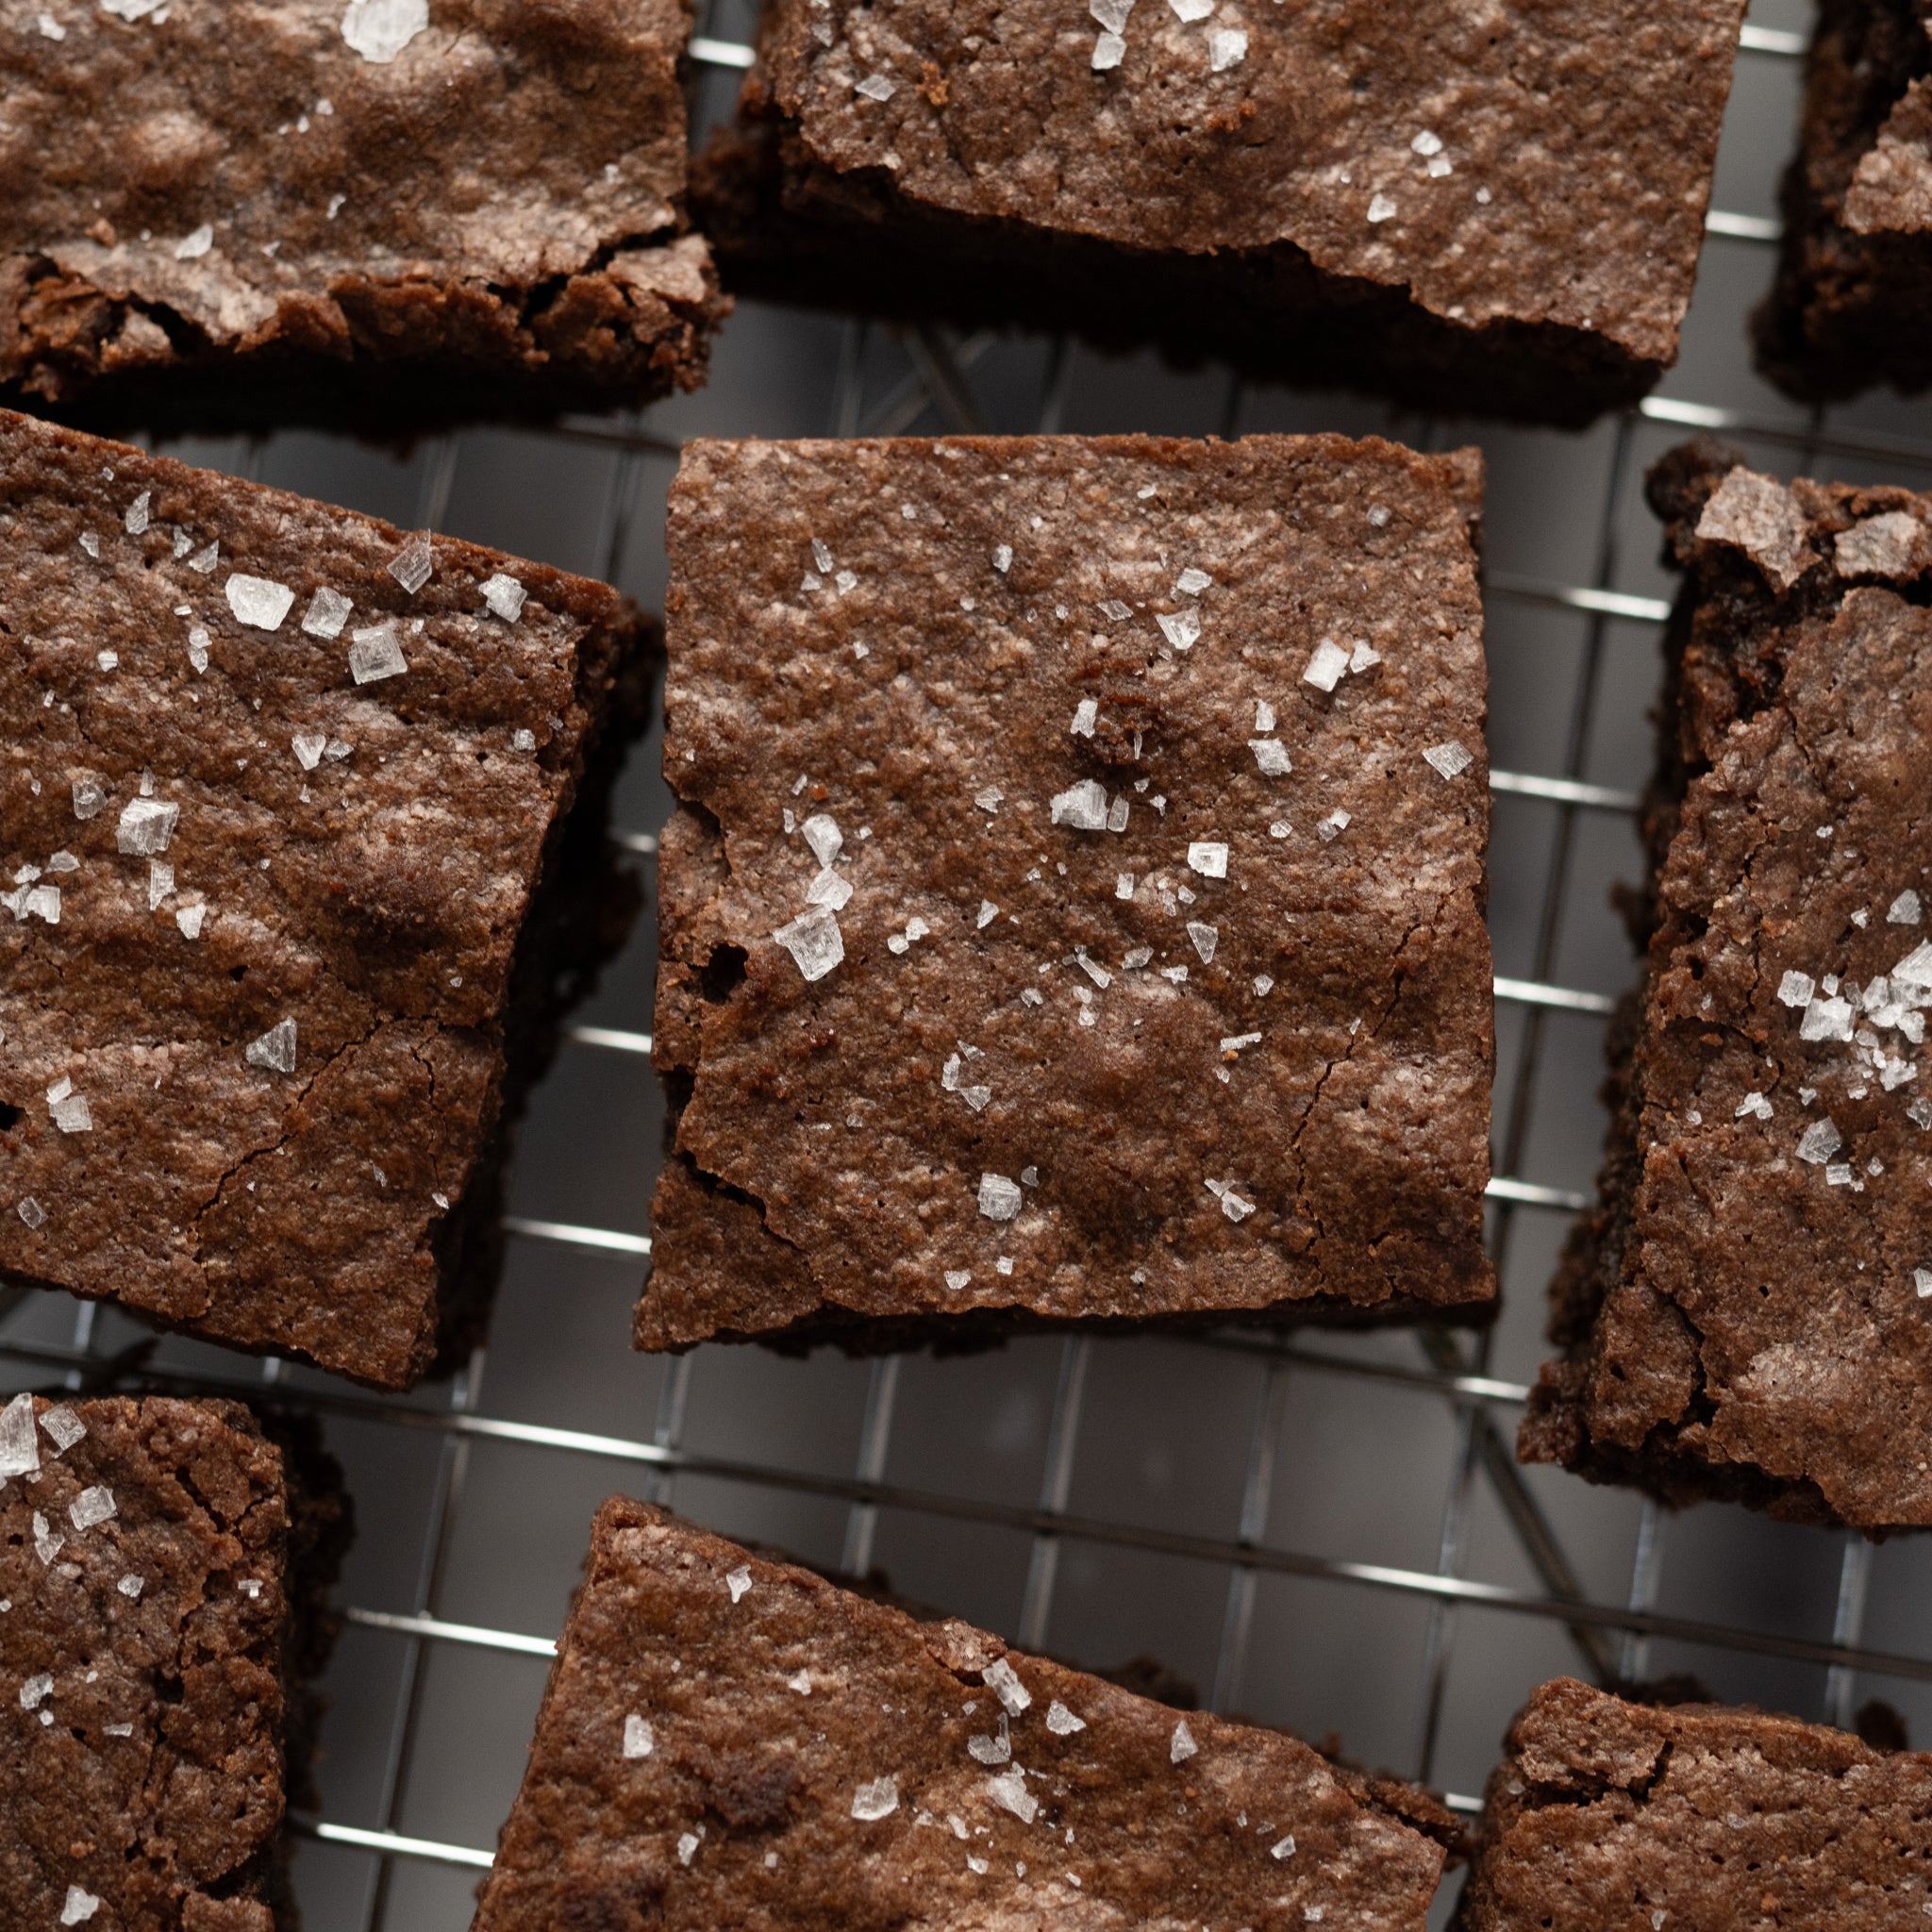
[225,574,293,630]
[774,908,843,982]
[802,813,843,867]
[1046,1700,1086,1734]
[117,797,178,856]
[1890,890,1923,925]
[348,624,408,683]
[0,1394,40,1479]
[852,1776,900,1820]
[245,1017,297,1074]
[60,1885,100,1926]
[1157,608,1200,652]
[38,1407,84,1454]
[72,777,107,821]
[341,0,427,61]
[1367,192,1398,223]
[1050,779,1109,829]
[807,868,853,911]
[1170,1719,1198,1762]
[1071,698,1099,737]
[855,73,897,100]
[1776,971,1815,1008]
[174,225,214,260]
[481,574,526,622]
[176,903,207,939]
[301,587,353,639]
[1208,25,1245,69]
[986,1770,1037,1823]
[1424,741,1474,780]
[387,530,434,593]
[726,1565,753,1603]
[69,1486,115,1530]
[1188,841,1228,879]
[1186,921,1218,963]
[1250,740,1291,775]
[148,859,174,909]
[622,1713,654,1757]
[292,735,327,772]
[1091,29,1124,67]
[978,1174,1023,1222]
[1796,1118,1842,1165]
[1303,640,1351,691]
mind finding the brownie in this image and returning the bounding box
[0,0,726,435]
[473,1498,1453,1930]
[1757,0,1932,400]
[0,407,652,1390]
[1456,1677,1932,1932]
[0,1391,351,1932]
[691,0,1748,425]
[1522,441,1932,1529]
[641,433,1495,1354]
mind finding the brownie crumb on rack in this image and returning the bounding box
[1523,439,1932,1529]
[0,0,726,435]
[0,408,653,1390]
[1456,1677,1932,1931]
[474,1499,1455,1931]
[0,1392,350,1932]
[1757,0,1932,400]
[641,433,1495,1354]
[691,0,1747,424]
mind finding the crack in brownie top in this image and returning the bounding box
[644,433,1494,1347]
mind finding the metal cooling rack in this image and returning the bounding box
[14,4,1932,1925]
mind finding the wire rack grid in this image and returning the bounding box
[13,3,1932,1926]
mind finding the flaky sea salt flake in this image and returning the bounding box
[1367,192,1398,223]
[341,0,426,60]
[32,1513,63,1564]
[16,1199,46,1232]
[855,72,897,100]
[349,624,408,684]
[1249,739,1291,776]
[1894,941,1932,988]
[0,1394,40,1479]
[225,574,294,631]
[726,1565,753,1603]
[1188,841,1228,879]
[977,899,998,928]
[1272,1834,1297,1860]
[1303,639,1351,691]
[482,573,526,622]
[1777,971,1815,1008]
[38,1407,84,1455]
[59,1886,100,1926]
[1157,607,1200,652]
[1318,808,1351,841]
[1890,891,1924,925]
[774,908,843,982]
[301,587,353,639]
[292,735,327,772]
[1424,741,1474,780]
[1736,1091,1774,1121]
[1797,1118,1843,1165]
[1186,920,1219,963]
[1051,778,1109,830]
[70,1486,115,1530]
[1091,29,1124,67]
[986,1770,1038,1822]
[174,224,214,260]
[1046,1699,1086,1734]
[978,1173,1023,1222]
[853,1775,900,1820]
[386,530,434,594]
[117,797,178,856]
[72,777,107,821]
[1208,25,1245,68]
[245,1017,297,1074]
[1171,1719,1199,1761]
[176,903,207,939]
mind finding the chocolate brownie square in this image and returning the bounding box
[473,1499,1453,1930]
[1457,1677,1932,1932]
[691,0,1748,425]
[0,407,651,1390]
[0,1391,350,1932]
[1523,441,1932,1529]
[641,433,1494,1352]
[1,0,726,434]
[1757,0,1932,400]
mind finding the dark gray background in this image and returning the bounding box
[13,1,1932,1924]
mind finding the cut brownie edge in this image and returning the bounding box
[691,118,1661,428]
[4,237,730,441]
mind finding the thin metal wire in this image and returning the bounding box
[1209,1357,1293,1714]
[1015,1338,1093,1651]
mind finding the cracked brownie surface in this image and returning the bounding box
[1523,441,1932,1529]
[474,1498,1451,1930]
[0,1392,350,1932]
[0,408,649,1389]
[641,434,1494,1352]
[0,0,726,433]
[1456,1678,1932,1931]
[692,0,1745,423]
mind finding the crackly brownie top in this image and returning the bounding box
[0,408,626,1386]
[1836,5,1932,236]
[656,435,1493,1332]
[475,1499,1447,1930]
[0,1394,289,1932]
[756,0,1744,364]
[1581,449,1932,1524]
[1463,1678,1932,1931]
[0,0,704,362]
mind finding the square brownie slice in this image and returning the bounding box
[2,0,725,434]
[1457,1678,1932,1931]
[474,1499,1452,1930]
[691,1,1747,425]
[641,433,1494,1352]
[0,1391,350,1932]
[1757,0,1932,400]
[1522,442,1932,1529]
[0,408,652,1390]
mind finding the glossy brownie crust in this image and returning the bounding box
[692,0,1746,424]
[1457,1678,1932,1932]
[0,0,725,434]
[475,1499,1450,1931]
[1523,442,1932,1528]
[0,1393,350,1932]
[1757,0,1932,400]
[0,408,650,1389]
[642,434,1494,1353]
